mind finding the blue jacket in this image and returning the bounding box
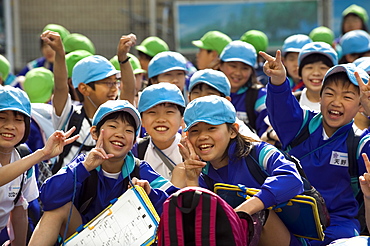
[230,86,269,136]
[40,152,178,221]
[266,78,370,221]
[199,140,304,209]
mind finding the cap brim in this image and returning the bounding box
[135,46,153,57]
[324,65,359,86]
[192,40,207,50]
[221,57,254,67]
[184,119,226,132]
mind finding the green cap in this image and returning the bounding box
[240,30,269,53]
[64,33,96,55]
[0,55,10,81]
[42,24,70,41]
[192,31,232,55]
[65,50,93,78]
[23,67,54,103]
[135,36,169,57]
[110,54,146,75]
[309,26,334,45]
[342,4,368,23]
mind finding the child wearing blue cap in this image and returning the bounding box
[40,31,136,172]
[281,34,312,91]
[133,83,185,180]
[147,51,188,92]
[29,99,178,245]
[260,49,370,244]
[173,95,304,246]
[0,86,78,245]
[339,30,370,64]
[188,69,260,140]
[219,40,269,136]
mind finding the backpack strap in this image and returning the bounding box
[52,107,93,174]
[13,144,32,204]
[137,136,150,160]
[78,158,141,215]
[245,85,262,131]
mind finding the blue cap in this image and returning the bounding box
[92,100,141,137]
[147,51,187,79]
[356,58,370,73]
[189,69,231,97]
[298,42,338,66]
[220,41,256,67]
[138,82,185,113]
[340,30,370,56]
[72,55,119,88]
[184,95,236,132]
[323,63,369,86]
[353,57,370,67]
[0,85,31,117]
[282,34,312,56]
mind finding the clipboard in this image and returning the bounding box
[214,183,325,241]
[64,185,160,246]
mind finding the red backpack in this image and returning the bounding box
[157,187,254,246]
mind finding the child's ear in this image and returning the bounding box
[230,123,239,139]
[90,126,98,140]
[78,83,90,96]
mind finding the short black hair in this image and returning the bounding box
[75,82,97,102]
[138,51,153,60]
[95,111,137,136]
[17,112,30,146]
[190,83,226,97]
[320,71,360,96]
[298,54,334,77]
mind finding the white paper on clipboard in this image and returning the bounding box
[64,186,159,246]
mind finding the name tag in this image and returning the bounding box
[8,185,20,198]
[330,151,349,167]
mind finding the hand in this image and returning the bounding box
[178,137,206,186]
[360,153,370,200]
[259,50,286,86]
[42,127,79,160]
[40,30,65,56]
[83,129,114,171]
[129,177,151,195]
[117,33,137,62]
[356,71,370,116]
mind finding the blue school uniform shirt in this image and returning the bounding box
[39,152,178,222]
[198,140,304,209]
[17,57,53,76]
[230,86,269,136]
[266,78,370,222]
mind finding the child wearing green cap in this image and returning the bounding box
[28,100,177,246]
[18,24,70,77]
[0,85,78,245]
[261,48,370,244]
[40,30,136,172]
[191,30,232,70]
[0,55,10,86]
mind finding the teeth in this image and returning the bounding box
[155,127,168,131]
[199,144,212,150]
[1,133,13,138]
[330,110,341,115]
[112,141,123,146]
[311,79,322,83]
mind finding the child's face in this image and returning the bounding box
[196,49,215,70]
[138,54,151,72]
[157,70,186,91]
[283,52,299,82]
[41,42,56,63]
[0,111,25,150]
[93,117,136,159]
[220,61,253,93]
[189,83,223,102]
[187,122,237,167]
[142,103,183,149]
[301,61,330,94]
[320,81,362,136]
[87,75,120,107]
[343,15,363,33]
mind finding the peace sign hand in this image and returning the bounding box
[83,129,114,172]
[259,50,287,86]
[360,153,370,200]
[178,137,207,186]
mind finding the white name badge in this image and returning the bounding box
[329,151,349,167]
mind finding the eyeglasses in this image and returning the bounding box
[94,80,121,88]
